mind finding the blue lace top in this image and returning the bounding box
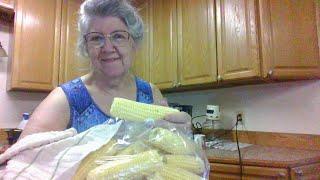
[60,77,154,133]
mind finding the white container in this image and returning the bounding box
[206,105,220,120]
[17,113,30,130]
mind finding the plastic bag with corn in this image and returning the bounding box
[73,98,210,180]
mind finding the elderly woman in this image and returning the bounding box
[20,0,190,138]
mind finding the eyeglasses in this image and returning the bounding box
[84,30,131,48]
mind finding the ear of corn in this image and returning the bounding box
[116,140,149,155]
[87,150,164,180]
[147,173,164,180]
[110,97,179,121]
[72,139,118,180]
[147,128,196,155]
[156,165,203,180]
[164,155,205,174]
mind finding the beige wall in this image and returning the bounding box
[165,80,320,135]
[0,23,47,128]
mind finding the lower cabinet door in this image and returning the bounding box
[210,163,289,179]
[290,163,320,180]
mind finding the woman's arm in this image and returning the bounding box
[19,87,70,139]
[150,83,168,106]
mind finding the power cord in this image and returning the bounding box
[192,114,244,178]
[191,115,206,120]
[236,114,243,179]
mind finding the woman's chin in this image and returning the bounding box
[102,69,126,78]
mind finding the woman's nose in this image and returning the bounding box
[100,38,116,51]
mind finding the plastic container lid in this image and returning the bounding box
[22,113,30,120]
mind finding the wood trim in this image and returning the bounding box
[210,163,289,178]
[58,0,68,84]
[207,0,217,83]
[230,131,320,151]
[176,0,182,86]
[258,0,273,78]
[216,0,223,80]
[52,0,62,88]
[316,0,320,63]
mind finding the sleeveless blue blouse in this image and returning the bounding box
[60,77,154,133]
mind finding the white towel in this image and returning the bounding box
[0,121,122,180]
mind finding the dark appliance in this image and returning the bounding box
[168,103,193,117]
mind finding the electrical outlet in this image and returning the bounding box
[236,112,244,125]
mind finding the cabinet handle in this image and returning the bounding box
[295,169,303,176]
[217,75,222,81]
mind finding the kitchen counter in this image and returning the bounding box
[206,145,320,168]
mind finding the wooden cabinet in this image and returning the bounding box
[8,0,62,91]
[216,0,260,81]
[177,0,217,86]
[59,0,89,84]
[290,163,320,180]
[7,0,320,91]
[7,0,85,91]
[210,162,320,179]
[210,163,289,179]
[149,0,216,90]
[150,0,177,89]
[259,0,320,80]
[133,0,320,91]
[130,0,151,82]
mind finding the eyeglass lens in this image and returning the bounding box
[85,31,130,48]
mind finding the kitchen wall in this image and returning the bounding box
[0,23,47,128]
[1,21,320,135]
[165,80,320,135]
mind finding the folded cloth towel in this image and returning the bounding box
[0,120,122,180]
[0,128,77,165]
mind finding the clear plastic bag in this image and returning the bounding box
[73,119,210,180]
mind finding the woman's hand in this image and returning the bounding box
[156,111,192,135]
[153,96,192,135]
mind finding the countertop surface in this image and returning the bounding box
[206,145,320,168]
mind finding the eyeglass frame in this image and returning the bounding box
[84,30,131,49]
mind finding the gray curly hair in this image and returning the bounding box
[77,0,144,57]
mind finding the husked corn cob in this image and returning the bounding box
[157,165,202,180]
[148,128,196,155]
[116,140,149,155]
[73,139,118,180]
[147,172,164,180]
[87,150,164,180]
[164,155,205,174]
[110,97,179,121]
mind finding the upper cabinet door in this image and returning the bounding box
[259,0,320,79]
[8,0,62,91]
[216,0,260,81]
[131,0,151,81]
[59,0,89,84]
[150,0,178,89]
[177,0,217,86]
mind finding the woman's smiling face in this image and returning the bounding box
[86,16,135,78]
